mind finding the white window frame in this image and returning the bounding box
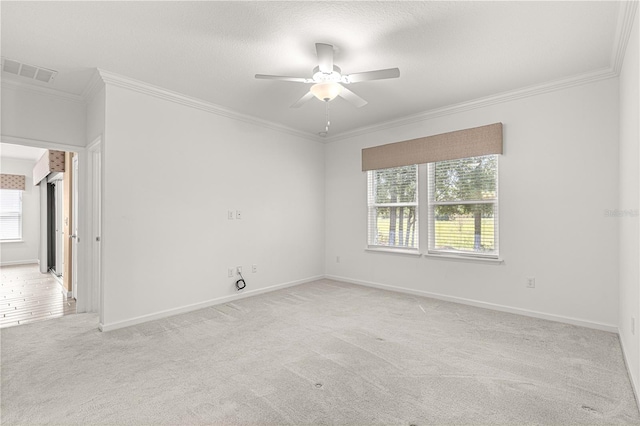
[365,157,500,262]
[0,189,23,242]
[427,155,499,259]
[367,165,419,253]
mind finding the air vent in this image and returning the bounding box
[1,58,57,83]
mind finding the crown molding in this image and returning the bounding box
[612,1,639,74]
[1,78,84,104]
[81,69,105,104]
[324,66,618,143]
[96,69,323,143]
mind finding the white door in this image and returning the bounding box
[91,148,102,313]
[71,155,79,300]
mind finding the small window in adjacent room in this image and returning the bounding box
[367,165,419,251]
[428,155,498,258]
[0,189,23,241]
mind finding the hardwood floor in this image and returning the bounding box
[0,263,76,328]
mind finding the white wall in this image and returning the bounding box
[86,87,105,146]
[0,157,40,265]
[1,83,86,147]
[618,9,640,397]
[100,84,325,329]
[325,78,620,330]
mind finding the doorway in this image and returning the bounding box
[0,139,101,327]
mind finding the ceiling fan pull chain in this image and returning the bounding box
[325,100,330,133]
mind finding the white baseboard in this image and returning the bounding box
[98,275,324,332]
[0,259,39,267]
[98,272,619,335]
[325,274,618,333]
[619,331,640,411]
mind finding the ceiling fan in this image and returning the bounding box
[255,43,400,109]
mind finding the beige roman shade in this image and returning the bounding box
[0,174,26,190]
[362,122,503,171]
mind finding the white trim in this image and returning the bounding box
[87,137,102,318]
[423,252,503,264]
[619,332,640,412]
[365,247,421,257]
[49,270,71,297]
[0,239,24,244]
[1,79,84,104]
[612,1,639,75]
[325,274,618,333]
[57,283,72,299]
[325,67,617,143]
[0,135,84,153]
[81,70,104,104]
[96,69,323,144]
[98,275,324,332]
[0,259,38,267]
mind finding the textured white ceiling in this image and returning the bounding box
[0,1,623,137]
[0,143,46,162]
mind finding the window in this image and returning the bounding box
[428,155,498,257]
[0,189,23,241]
[366,156,499,258]
[363,123,502,260]
[367,165,418,250]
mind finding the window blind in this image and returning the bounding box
[362,123,503,171]
[367,165,419,249]
[0,189,22,240]
[428,155,498,257]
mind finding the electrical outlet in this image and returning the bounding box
[228,268,234,278]
[227,210,234,220]
[252,264,257,273]
[526,277,535,288]
[632,317,636,335]
[236,210,242,220]
[236,266,242,275]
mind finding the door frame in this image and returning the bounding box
[71,154,79,300]
[87,137,102,319]
[0,135,100,317]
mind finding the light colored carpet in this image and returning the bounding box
[1,279,638,425]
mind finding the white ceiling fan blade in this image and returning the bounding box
[290,91,315,108]
[338,85,367,108]
[343,68,400,84]
[316,43,334,74]
[255,74,312,83]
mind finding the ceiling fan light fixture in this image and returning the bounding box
[310,82,341,102]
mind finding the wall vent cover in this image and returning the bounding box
[1,58,57,83]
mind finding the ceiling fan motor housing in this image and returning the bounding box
[312,65,342,83]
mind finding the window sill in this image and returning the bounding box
[0,239,23,244]
[365,247,422,257]
[424,252,503,264]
